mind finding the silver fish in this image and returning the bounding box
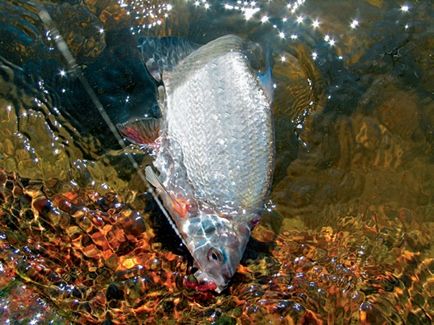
[119,35,274,293]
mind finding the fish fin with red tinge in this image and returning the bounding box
[145,166,188,245]
[117,117,161,146]
[145,166,179,213]
[145,166,189,217]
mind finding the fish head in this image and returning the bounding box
[143,166,252,293]
[182,211,251,293]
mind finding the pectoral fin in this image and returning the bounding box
[145,166,190,219]
[145,165,164,192]
[117,117,161,146]
[145,166,188,245]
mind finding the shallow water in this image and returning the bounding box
[0,0,433,323]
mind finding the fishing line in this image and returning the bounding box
[36,5,174,227]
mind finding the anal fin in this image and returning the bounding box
[117,117,160,146]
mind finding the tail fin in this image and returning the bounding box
[138,37,199,84]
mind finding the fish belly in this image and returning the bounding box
[165,51,273,214]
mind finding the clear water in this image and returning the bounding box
[0,0,432,323]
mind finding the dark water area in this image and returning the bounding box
[0,0,433,323]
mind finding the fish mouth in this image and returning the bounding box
[193,270,227,293]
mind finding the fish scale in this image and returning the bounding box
[165,50,273,214]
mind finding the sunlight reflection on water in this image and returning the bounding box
[0,0,432,323]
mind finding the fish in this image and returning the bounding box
[118,34,274,293]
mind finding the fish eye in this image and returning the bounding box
[207,248,223,263]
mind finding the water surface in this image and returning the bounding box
[0,0,433,323]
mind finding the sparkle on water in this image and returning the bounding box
[110,0,416,69]
[0,0,432,323]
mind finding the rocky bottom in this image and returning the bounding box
[0,169,432,324]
